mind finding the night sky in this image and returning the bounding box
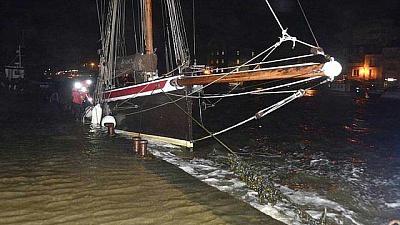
[1,0,399,76]
[1,0,99,74]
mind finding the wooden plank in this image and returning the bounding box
[116,130,194,148]
[177,63,325,86]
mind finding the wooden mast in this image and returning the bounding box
[145,0,154,54]
[177,64,325,86]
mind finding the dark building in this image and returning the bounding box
[345,19,400,89]
[205,34,256,74]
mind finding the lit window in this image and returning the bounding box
[236,59,240,65]
[216,51,219,56]
[236,50,240,56]
[252,52,255,57]
[221,59,224,64]
[222,51,225,55]
[216,59,219,64]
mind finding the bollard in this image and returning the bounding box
[138,140,148,157]
[132,136,141,153]
[104,123,115,136]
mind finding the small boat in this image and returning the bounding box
[328,79,364,97]
[91,0,342,148]
[4,45,25,81]
[2,45,26,91]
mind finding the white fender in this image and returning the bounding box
[91,104,103,125]
[85,106,93,118]
[101,115,116,128]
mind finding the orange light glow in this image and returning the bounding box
[304,89,317,97]
[360,67,365,75]
[203,69,211,75]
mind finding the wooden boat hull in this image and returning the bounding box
[99,63,327,147]
[102,76,194,147]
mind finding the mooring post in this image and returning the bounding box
[132,136,141,153]
[138,140,148,157]
[104,123,115,136]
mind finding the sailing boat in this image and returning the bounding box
[93,0,342,148]
[5,45,25,81]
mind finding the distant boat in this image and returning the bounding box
[4,45,25,81]
[328,79,365,97]
[92,0,342,147]
[328,79,351,94]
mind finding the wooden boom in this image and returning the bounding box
[177,63,325,86]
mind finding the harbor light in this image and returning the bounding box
[386,78,397,82]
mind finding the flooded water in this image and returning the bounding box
[1,89,399,225]
[0,91,283,225]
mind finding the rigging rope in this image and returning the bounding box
[131,0,139,52]
[115,82,151,108]
[165,0,190,70]
[192,0,197,65]
[195,89,305,142]
[264,0,284,31]
[206,54,315,74]
[161,88,238,158]
[193,76,323,142]
[168,75,321,100]
[297,0,320,48]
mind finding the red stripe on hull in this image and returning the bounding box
[104,80,168,99]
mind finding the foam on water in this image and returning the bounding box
[148,147,295,224]
[136,134,400,225]
[116,96,400,225]
[140,139,364,225]
[386,202,400,209]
